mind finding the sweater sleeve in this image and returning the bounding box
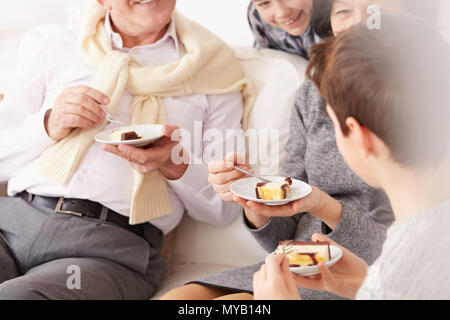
[328,191,394,264]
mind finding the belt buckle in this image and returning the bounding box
[55,197,83,217]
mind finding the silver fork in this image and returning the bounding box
[233,166,272,183]
[99,105,126,125]
[282,240,296,255]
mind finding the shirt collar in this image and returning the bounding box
[104,11,180,55]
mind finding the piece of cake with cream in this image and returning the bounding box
[110,128,141,141]
[255,178,292,200]
[275,240,331,267]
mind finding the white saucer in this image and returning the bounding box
[95,124,164,147]
[230,176,312,206]
[265,245,343,277]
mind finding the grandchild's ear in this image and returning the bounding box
[345,117,374,158]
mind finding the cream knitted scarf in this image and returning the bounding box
[36,3,254,224]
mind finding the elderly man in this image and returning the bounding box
[0,0,251,300]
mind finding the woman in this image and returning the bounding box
[160,0,402,300]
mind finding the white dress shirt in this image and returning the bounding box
[0,17,244,235]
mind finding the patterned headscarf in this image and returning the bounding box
[247,1,323,58]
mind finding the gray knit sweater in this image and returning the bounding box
[193,80,394,300]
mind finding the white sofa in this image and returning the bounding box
[0,9,308,299]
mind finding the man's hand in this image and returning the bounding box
[103,125,188,180]
[292,234,368,299]
[253,254,301,300]
[45,86,110,141]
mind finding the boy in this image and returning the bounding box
[253,14,450,299]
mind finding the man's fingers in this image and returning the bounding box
[67,93,106,120]
[103,145,159,174]
[162,124,180,138]
[61,101,105,124]
[117,143,171,165]
[63,113,98,129]
[129,162,158,175]
[70,86,110,106]
[102,144,128,159]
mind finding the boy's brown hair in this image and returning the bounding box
[307,14,450,167]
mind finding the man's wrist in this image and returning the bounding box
[44,108,69,142]
[160,160,189,180]
[160,148,190,180]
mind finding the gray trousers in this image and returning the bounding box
[0,196,167,300]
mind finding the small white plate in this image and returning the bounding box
[265,245,343,277]
[230,176,312,206]
[95,124,165,147]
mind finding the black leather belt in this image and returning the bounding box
[18,191,145,237]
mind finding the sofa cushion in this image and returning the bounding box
[234,47,307,176]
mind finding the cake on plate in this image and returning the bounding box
[255,177,292,200]
[275,240,331,267]
[110,128,141,141]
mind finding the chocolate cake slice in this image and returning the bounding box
[111,128,142,141]
[121,131,141,141]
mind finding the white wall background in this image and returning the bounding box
[0,0,254,91]
[0,0,448,73]
[0,0,253,47]
[0,0,448,50]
